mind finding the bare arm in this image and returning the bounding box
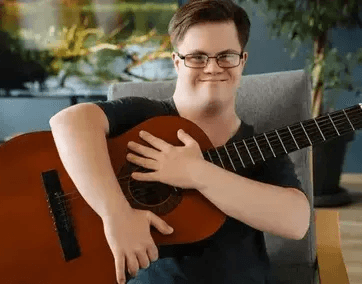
[191,160,311,240]
[49,103,131,219]
[125,129,310,241]
[49,103,173,284]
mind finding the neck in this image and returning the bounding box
[172,91,241,146]
[172,90,239,126]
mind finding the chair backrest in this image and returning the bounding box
[108,70,317,284]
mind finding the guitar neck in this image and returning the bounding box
[202,104,362,170]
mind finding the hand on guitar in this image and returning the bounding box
[102,207,174,284]
[126,129,205,189]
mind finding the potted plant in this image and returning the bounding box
[242,0,362,206]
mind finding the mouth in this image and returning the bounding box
[200,80,227,82]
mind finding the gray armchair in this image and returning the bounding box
[108,70,349,284]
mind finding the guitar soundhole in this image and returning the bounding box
[129,177,171,206]
[119,162,182,214]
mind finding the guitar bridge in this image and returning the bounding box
[42,170,81,262]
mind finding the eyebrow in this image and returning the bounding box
[187,49,241,55]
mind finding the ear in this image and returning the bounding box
[172,52,181,74]
[241,51,248,67]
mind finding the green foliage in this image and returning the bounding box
[1,1,176,85]
[5,2,177,15]
[248,0,361,38]
[242,0,362,112]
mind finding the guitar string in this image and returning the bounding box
[58,109,361,195]
[232,115,359,153]
[54,120,361,213]
[56,109,362,204]
[111,108,362,184]
[102,108,362,184]
[230,109,362,151]
[53,109,362,210]
[213,110,361,162]
[55,175,177,212]
[225,118,361,166]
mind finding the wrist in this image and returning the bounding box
[100,195,133,223]
[189,159,212,191]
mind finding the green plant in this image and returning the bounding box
[243,0,362,117]
[1,1,177,85]
[15,22,174,84]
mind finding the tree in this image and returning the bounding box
[244,0,362,117]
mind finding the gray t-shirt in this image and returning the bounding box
[93,96,304,284]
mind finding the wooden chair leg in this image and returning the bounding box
[315,209,349,284]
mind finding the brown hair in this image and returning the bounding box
[168,0,251,51]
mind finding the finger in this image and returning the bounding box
[135,249,150,269]
[147,244,159,263]
[131,171,158,182]
[125,253,140,278]
[127,153,158,170]
[147,211,174,235]
[139,130,171,151]
[115,256,127,284]
[127,141,160,159]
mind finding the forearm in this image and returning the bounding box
[50,106,131,220]
[192,160,310,240]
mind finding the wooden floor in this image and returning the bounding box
[335,174,362,284]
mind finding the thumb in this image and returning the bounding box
[148,212,174,235]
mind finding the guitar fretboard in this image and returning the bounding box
[202,104,362,172]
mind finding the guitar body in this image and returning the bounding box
[0,116,226,283]
[2,103,361,283]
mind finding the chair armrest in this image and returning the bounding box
[315,209,350,284]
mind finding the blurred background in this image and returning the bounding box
[0,0,361,174]
[1,1,362,282]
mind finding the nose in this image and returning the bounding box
[203,57,224,73]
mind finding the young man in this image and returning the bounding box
[50,0,310,283]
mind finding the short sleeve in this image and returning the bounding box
[250,154,306,197]
[92,96,172,138]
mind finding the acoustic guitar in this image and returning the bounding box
[0,104,361,283]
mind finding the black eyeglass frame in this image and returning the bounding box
[176,51,244,69]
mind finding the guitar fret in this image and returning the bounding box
[303,120,325,144]
[233,142,246,168]
[202,105,360,170]
[224,145,237,172]
[215,148,225,169]
[328,114,340,136]
[300,122,312,145]
[264,133,276,157]
[287,126,300,150]
[313,119,326,141]
[265,132,286,156]
[347,110,362,127]
[275,130,288,154]
[243,140,255,165]
[343,109,355,131]
[253,136,265,161]
[331,110,354,135]
[286,124,311,149]
[318,115,341,140]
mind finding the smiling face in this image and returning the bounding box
[172,21,248,111]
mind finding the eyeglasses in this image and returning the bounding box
[177,52,244,68]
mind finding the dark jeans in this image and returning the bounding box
[128,258,188,284]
